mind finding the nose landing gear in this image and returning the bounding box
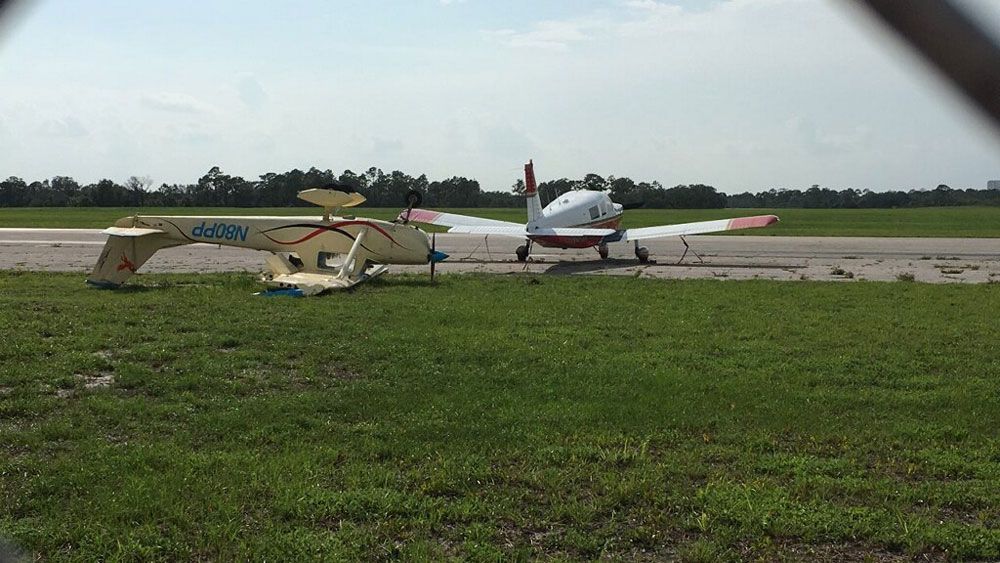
[634,241,649,263]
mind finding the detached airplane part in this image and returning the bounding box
[88,184,447,295]
[401,160,779,263]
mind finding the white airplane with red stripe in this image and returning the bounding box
[401,160,779,263]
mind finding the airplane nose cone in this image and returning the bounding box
[430,250,448,263]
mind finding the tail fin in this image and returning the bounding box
[524,160,543,222]
[87,228,177,287]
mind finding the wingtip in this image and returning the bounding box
[728,215,780,230]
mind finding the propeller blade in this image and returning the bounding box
[429,232,448,281]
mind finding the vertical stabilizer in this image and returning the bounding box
[524,160,543,223]
[87,228,180,287]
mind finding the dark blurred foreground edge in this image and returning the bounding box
[850,0,1000,137]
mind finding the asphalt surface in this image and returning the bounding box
[1,228,998,283]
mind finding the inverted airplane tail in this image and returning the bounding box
[87,228,180,287]
[524,160,543,222]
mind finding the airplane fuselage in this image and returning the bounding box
[527,190,623,248]
[121,215,428,263]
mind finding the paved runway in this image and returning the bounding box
[1,228,998,283]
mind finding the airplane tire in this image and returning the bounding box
[598,244,609,260]
[515,245,529,262]
[635,246,650,263]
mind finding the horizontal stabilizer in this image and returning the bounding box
[298,188,366,209]
[101,227,166,237]
[401,209,522,229]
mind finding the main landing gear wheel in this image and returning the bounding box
[634,241,650,263]
[516,244,530,262]
[598,243,609,260]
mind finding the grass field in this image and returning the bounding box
[1,206,1000,237]
[1,272,999,560]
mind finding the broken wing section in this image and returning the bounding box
[87,228,184,287]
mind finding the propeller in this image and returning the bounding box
[429,232,449,281]
[402,189,423,224]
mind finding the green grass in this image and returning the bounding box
[2,206,999,237]
[1,272,999,560]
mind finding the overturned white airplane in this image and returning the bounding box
[88,184,447,295]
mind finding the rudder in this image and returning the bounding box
[524,159,543,223]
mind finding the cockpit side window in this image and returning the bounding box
[589,205,600,220]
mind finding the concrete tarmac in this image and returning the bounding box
[1,228,998,283]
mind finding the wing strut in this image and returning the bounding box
[678,236,704,264]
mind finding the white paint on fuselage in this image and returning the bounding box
[528,190,624,229]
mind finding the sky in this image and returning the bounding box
[0,0,999,194]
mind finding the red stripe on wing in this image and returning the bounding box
[400,209,443,224]
[727,215,779,230]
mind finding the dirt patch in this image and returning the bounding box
[76,371,115,389]
[326,365,362,381]
[92,349,113,361]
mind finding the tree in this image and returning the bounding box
[0,177,28,207]
[124,176,152,206]
[580,173,607,192]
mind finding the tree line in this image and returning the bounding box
[1,166,997,209]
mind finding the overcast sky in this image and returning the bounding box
[1,0,999,193]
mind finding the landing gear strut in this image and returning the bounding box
[598,243,609,260]
[515,240,532,262]
[634,240,649,263]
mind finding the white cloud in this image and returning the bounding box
[140,92,214,114]
[37,116,88,138]
[236,75,267,109]
[483,18,600,50]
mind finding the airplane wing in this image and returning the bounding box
[448,226,616,238]
[618,215,779,242]
[400,209,523,229]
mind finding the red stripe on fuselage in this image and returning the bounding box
[529,214,621,248]
[531,235,606,248]
[263,221,398,246]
